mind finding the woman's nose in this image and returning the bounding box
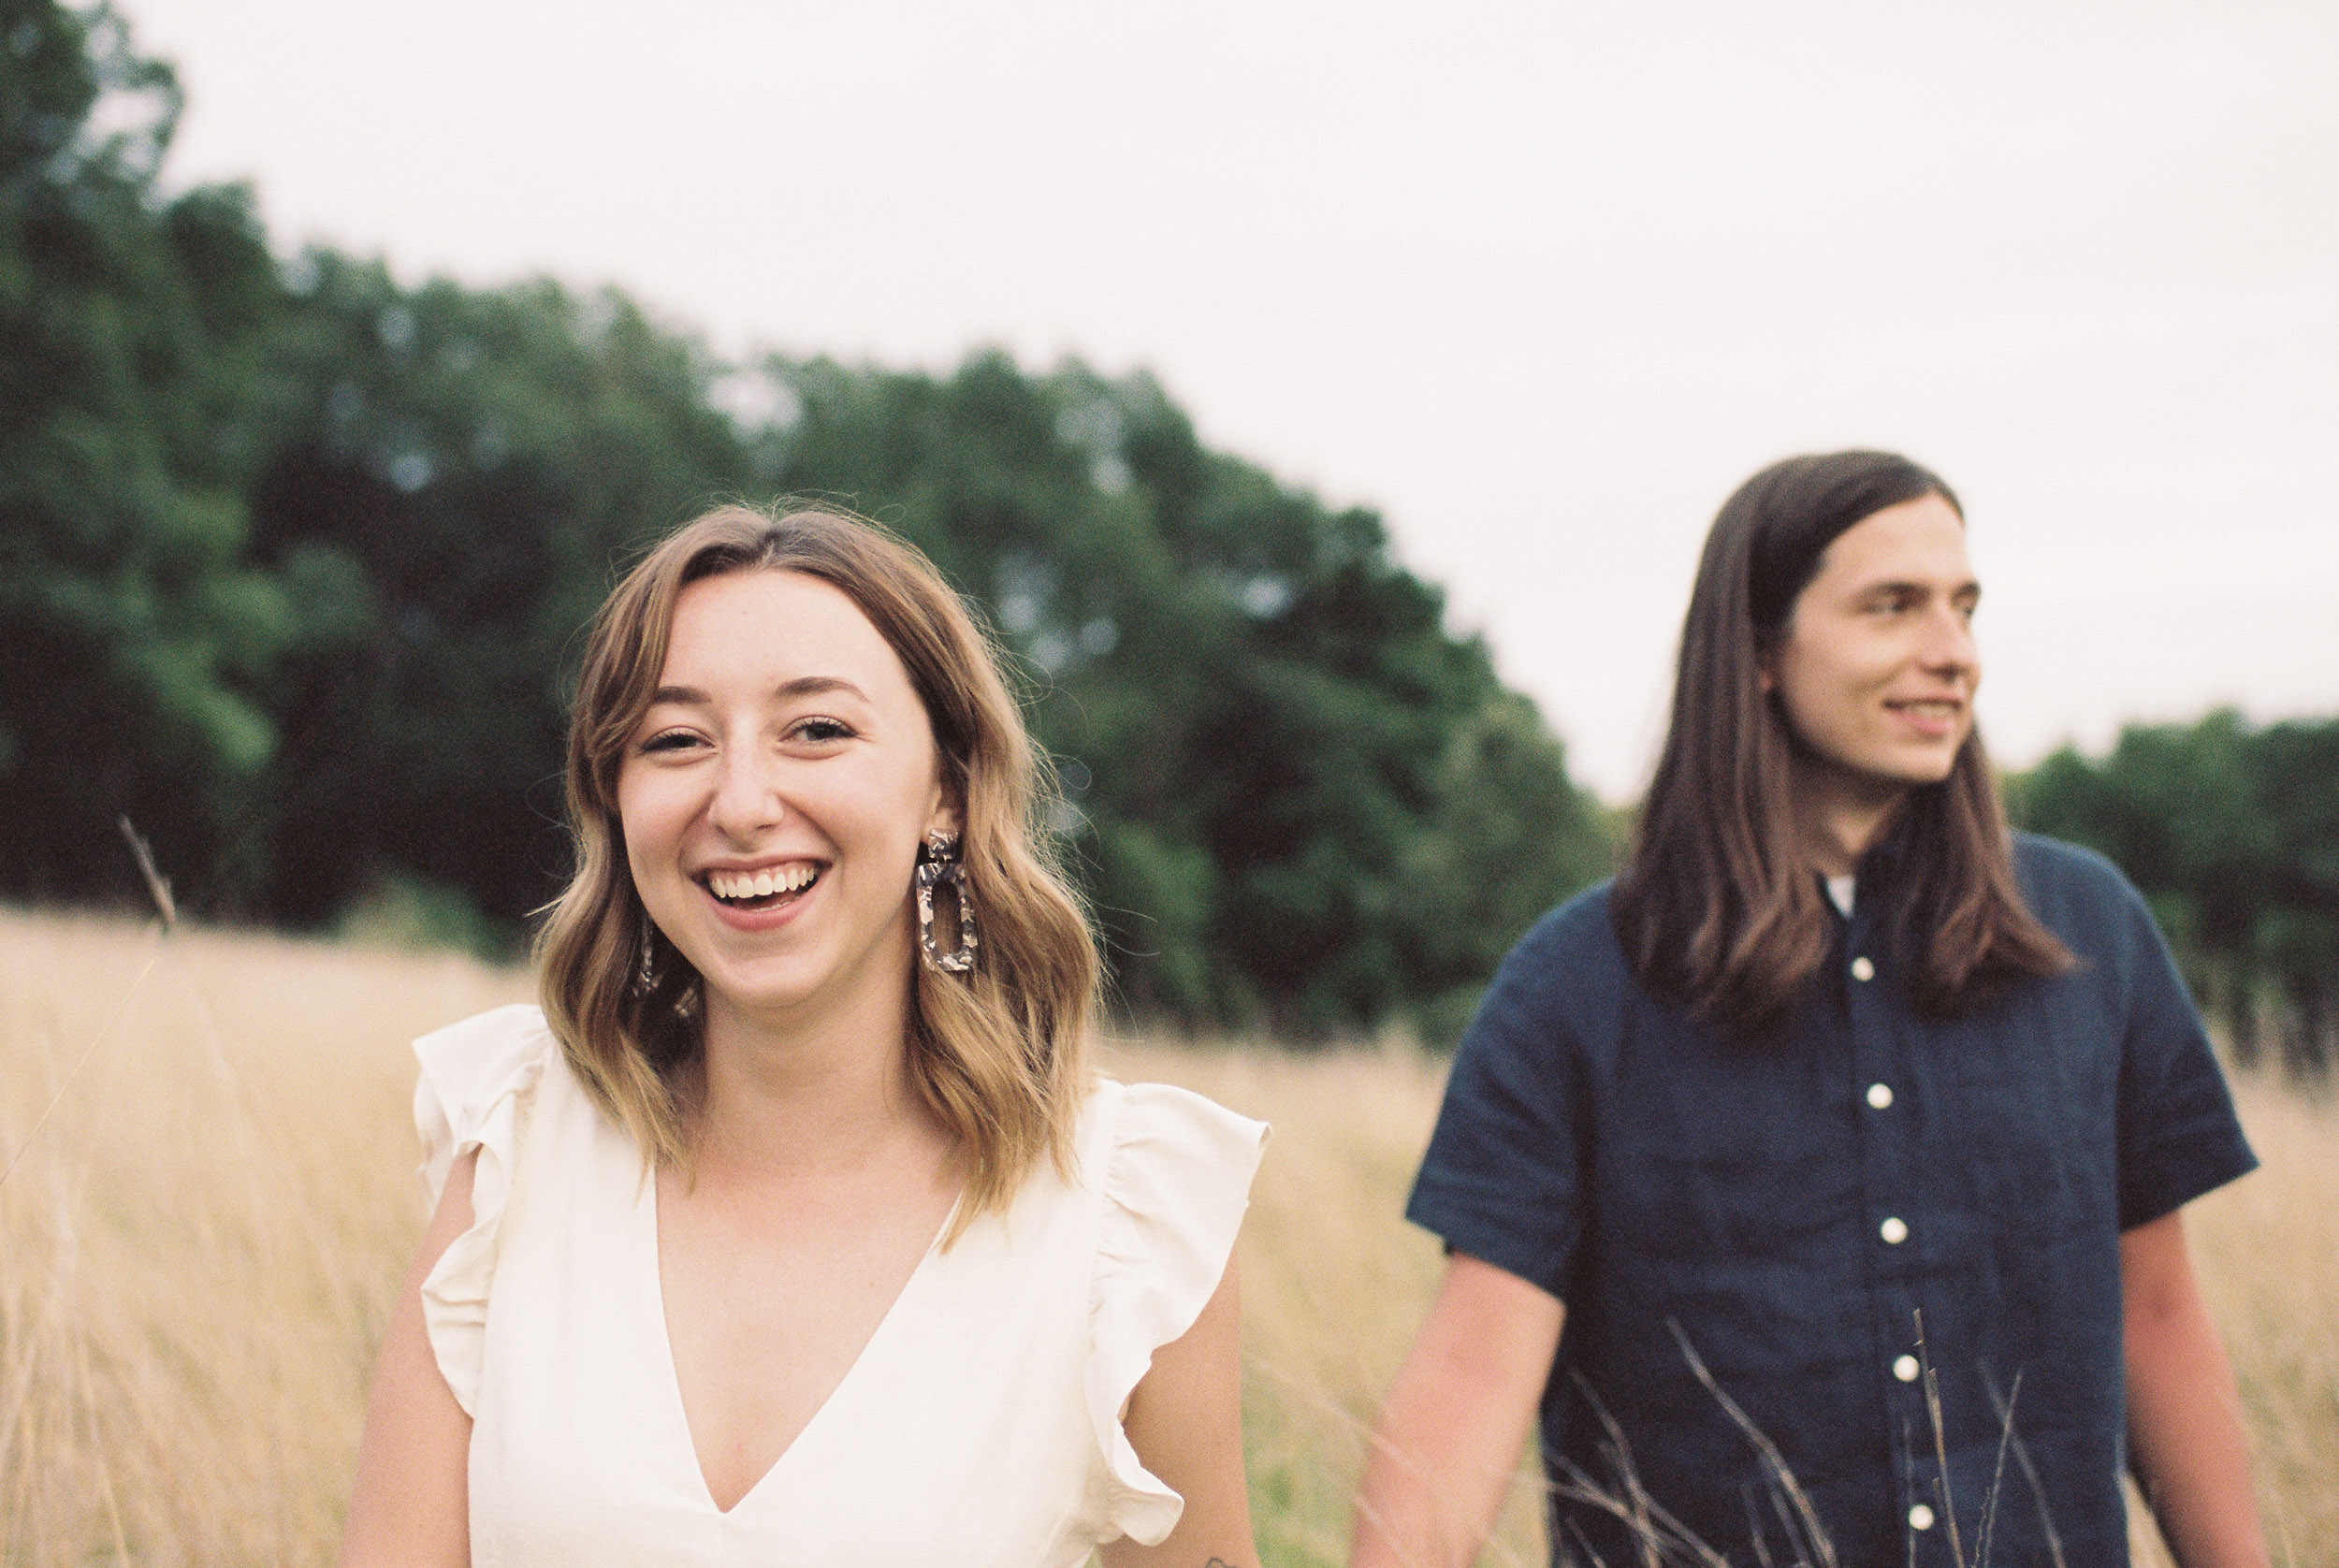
[708,747,785,835]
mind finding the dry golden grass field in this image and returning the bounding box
[2,907,2332,1565]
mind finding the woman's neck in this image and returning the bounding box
[685,981,944,1181]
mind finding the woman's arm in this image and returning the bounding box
[2121,1208,2270,1568]
[340,1148,478,1568]
[1101,1256,1259,1568]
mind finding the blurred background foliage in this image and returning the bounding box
[0,0,1612,1041]
[2011,709,2339,1077]
[3,3,2332,1064]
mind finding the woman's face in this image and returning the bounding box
[617,568,955,1033]
[1762,492,1981,807]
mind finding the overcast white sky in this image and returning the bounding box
[123,0,2339,800]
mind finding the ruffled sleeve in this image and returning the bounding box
[410,1002,553,1418]
[1084,1080,1270,1545]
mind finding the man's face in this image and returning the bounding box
[1762,493,1980,804]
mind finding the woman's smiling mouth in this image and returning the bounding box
[703,864,823,907]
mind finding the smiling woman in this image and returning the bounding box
[616,570,959,1050]
[338,505,1269,1567]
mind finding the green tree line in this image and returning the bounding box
[0,2,1609,1039]
[11,6,2331,1055]
[2011,709,2339,1076]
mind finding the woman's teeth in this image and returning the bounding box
[706,865,819,902]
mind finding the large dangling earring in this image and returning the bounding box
[916,833,978,974]
[632,917,658,998]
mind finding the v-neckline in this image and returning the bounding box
[646,1179,959,1517]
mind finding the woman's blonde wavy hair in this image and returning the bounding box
[535,503,1098,1235]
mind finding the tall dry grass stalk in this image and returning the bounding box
[0,907,530,1563]
[1,908,2331,1565]
[2177,1078,2339,1567]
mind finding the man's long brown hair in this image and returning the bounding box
[1611,451,2071,1036]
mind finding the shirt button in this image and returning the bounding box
[1851,955,1876,981]
[1867,1082,1894,1110]
[1894,1354,1920,1382]
[1910,1503,1936,1531]
[1880,1216,1909,1244]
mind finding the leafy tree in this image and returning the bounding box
[0,0,292,906]
[2,7,1612,1036]
[239,257,756,933]
[2012,708,2339,1073]
[753,350,1608,1037]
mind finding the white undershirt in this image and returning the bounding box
[1824,874,1856,918]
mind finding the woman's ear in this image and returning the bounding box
[924,785,965,845]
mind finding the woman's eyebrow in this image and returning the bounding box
[645,675,871,705]
[771,675,870,703]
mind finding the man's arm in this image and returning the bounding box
[2121,1208,2269,1568]
[1351,1253,1564,1568]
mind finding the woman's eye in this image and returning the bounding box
[639,729,700,753]
[792,718,854,744]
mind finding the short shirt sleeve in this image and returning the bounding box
[410,1002,554,1417]
[2100,870,2259,1228]
[1083,1080,1269,1546]
[1405,904,1596,1299]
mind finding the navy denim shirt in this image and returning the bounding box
[1408,835,2256,1567]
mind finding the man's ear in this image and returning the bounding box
[1754,626,1784,696]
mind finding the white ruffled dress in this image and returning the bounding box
[412,1004,1268,1567]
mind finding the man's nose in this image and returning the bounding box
[1919,605,1979,675]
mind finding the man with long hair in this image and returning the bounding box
[1354,453,2266,1566]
